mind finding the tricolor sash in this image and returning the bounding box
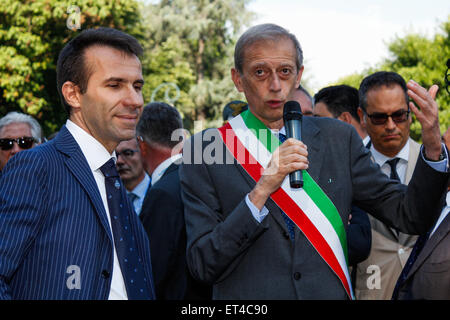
[218,110,354,299]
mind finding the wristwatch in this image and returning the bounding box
[423,144,446,162]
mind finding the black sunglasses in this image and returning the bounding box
[0,137,36,151]
[116,149,139,158]
[366,109,410,125]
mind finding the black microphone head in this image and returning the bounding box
[283,101,303,121]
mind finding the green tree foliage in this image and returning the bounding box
[142,0,253,129]
[0,0,144,136]
[338,17,450,140]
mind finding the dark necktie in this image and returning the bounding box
[386,158,401,237]
[386,157,401,182]
[278,133,295,241]
[391,231,430,299]
[100,158,151,299]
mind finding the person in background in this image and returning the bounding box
[138,102,211,300]
[314,85,369,145]
[392,126,450,299]
[354,71,424,300]
[223,100,249,123]
[116,138,151,215]
[292,84,313,116]
[0,111,42,173]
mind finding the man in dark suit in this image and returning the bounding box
[179,23,449,299]
[0,28,155,299]
[393,127,450,299]
[137,102,211,300]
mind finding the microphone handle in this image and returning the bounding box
[286,119,304,188]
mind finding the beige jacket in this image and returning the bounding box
[355,138,421,300]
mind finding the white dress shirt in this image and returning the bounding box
[429,191,450,238]
[370,139,410,184]
[151,153,182,186]
[66,120,128,300]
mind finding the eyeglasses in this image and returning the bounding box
[0,137,36,151]
[116,149,139,158]
[366,109,410,125]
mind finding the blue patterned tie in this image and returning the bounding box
[100,158,151,299]
[279,133,295,241]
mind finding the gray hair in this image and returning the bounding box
[234,23,303,73]
[0,112,42,143]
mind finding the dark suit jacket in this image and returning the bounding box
[0,126,155,300]
[140,163,211,300]
[347,205,372,266]
[179,116,449,299]
[396,193,450,299]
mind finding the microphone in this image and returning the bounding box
[283,101,304,188]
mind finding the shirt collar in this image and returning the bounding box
[66,119,116,171]
[151,153,182,186]
[129,173,151,199]
[370,138,410,166]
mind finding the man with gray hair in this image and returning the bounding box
[180,23,448,299]
[0,111,42,172]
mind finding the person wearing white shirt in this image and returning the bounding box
[116,138,151,215]
[354,71,447,300]
[0,28,155,300]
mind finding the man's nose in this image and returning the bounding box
[385,116,397,131]
[123,86,144,109]
[10,142,21,156]
[269,74,281,92]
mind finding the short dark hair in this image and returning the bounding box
[136,102,183,149]
[56,27,143,115]
[359,71,408,113]
[314,85,359,120]
[234,23,303,74]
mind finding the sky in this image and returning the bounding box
[247,0,449,92]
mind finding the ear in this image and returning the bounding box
[357,107,366,129]
[138,138,148,158]
[337,111,353,125]
[231,68,244,93]
[61,81,82,110]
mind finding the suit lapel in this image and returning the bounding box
[302,117,323,181]
[54,126,112,241]
[405,138,420,184]
[406,211,450,280]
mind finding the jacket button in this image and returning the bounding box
[293,272,301,280]
[101,270,110,279]
[283,231,290,239]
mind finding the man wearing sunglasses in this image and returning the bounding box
[0,112,42,173]
[354,71,423,300]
